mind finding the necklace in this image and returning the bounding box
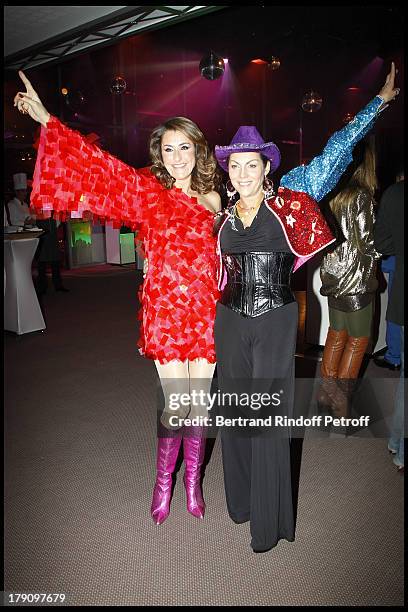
[235,198,263,219]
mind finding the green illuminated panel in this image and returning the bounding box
[120,232,135,263]
[119,233,134,246]
[70,221,92,247]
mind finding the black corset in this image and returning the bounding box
[219,251,296,317]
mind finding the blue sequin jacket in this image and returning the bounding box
[216,95,386,286]
[280,96,386,200]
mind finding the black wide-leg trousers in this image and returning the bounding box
[214,301,298,551]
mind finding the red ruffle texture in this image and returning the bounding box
[31,116,160,229]
[32,116,219,364]
[137,187,219,363]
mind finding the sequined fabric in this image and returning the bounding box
[320,190,381,312]
[280,96,384,201]
[31,116,219,363]
[265,188,335,256]
[216,187,335,288]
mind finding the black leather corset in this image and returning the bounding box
[219,251,296,317]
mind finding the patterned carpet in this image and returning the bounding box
[4,270,404,606]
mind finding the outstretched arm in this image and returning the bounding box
[280,62,400,201]
[14,71,158,230]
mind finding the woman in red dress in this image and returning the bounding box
[15,71,221,525]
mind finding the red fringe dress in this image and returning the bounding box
[31,117,220,363]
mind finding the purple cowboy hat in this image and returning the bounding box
[214,126,281,173]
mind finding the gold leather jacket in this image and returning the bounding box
[320,190,381,311]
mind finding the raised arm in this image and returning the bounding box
[14,71,159,230]
[280,62,400,202]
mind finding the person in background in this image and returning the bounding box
[318,138,381,412]
[6,173,36,228]
[35,213,69,294]
[373,167,404,372]
[374,170,404,472]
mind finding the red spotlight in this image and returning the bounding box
[251,59,268,65]
[347,87,361,91]
[223,58,229,64]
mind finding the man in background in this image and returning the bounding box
[373,168,404,372]
[35,213,69,294]
[6,173,36,228]
[374,168,404,472]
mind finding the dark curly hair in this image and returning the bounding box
[213,152,273,235]
[149,117,222,194]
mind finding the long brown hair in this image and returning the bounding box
[330,137,378,215]
[149,117,221,193]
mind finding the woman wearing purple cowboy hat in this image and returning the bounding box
[213,63,399,553]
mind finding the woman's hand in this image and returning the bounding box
[14,70,50,127]
[378,61,400,104]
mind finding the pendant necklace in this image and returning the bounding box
[235,198,263,220]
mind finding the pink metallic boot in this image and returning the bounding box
[151,434,182,525]
[183,428,206,519]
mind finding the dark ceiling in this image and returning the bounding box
[4,6,223,70]
[4,4,404,187]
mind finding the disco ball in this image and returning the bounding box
[199,51,225,80]
[110,76,127,95]
[301,91,323,113]
[268,56,281,70]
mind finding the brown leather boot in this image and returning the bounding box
[332,335,370,414]
[321,327,349,377]
[317,328,348,407]
[337,336,370,379]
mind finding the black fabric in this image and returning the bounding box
[220,201,292,253]
[220,251,295,317]
[214,301,297,551]
[35,217,61,262]
[5,202,12,226]
[37,261,63,291]
[374,180,404,325]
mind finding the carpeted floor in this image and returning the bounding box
[4,268,404,606]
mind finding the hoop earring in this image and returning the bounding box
[263,177,275,201]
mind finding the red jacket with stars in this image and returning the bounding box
[215,187,335,290]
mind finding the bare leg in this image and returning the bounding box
[154,360,190,430]
[188,358,216,420]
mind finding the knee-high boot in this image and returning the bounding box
[317,327,348,407]
[151,434,183,525]
[183,427,206,519]
[332,335,370,415]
